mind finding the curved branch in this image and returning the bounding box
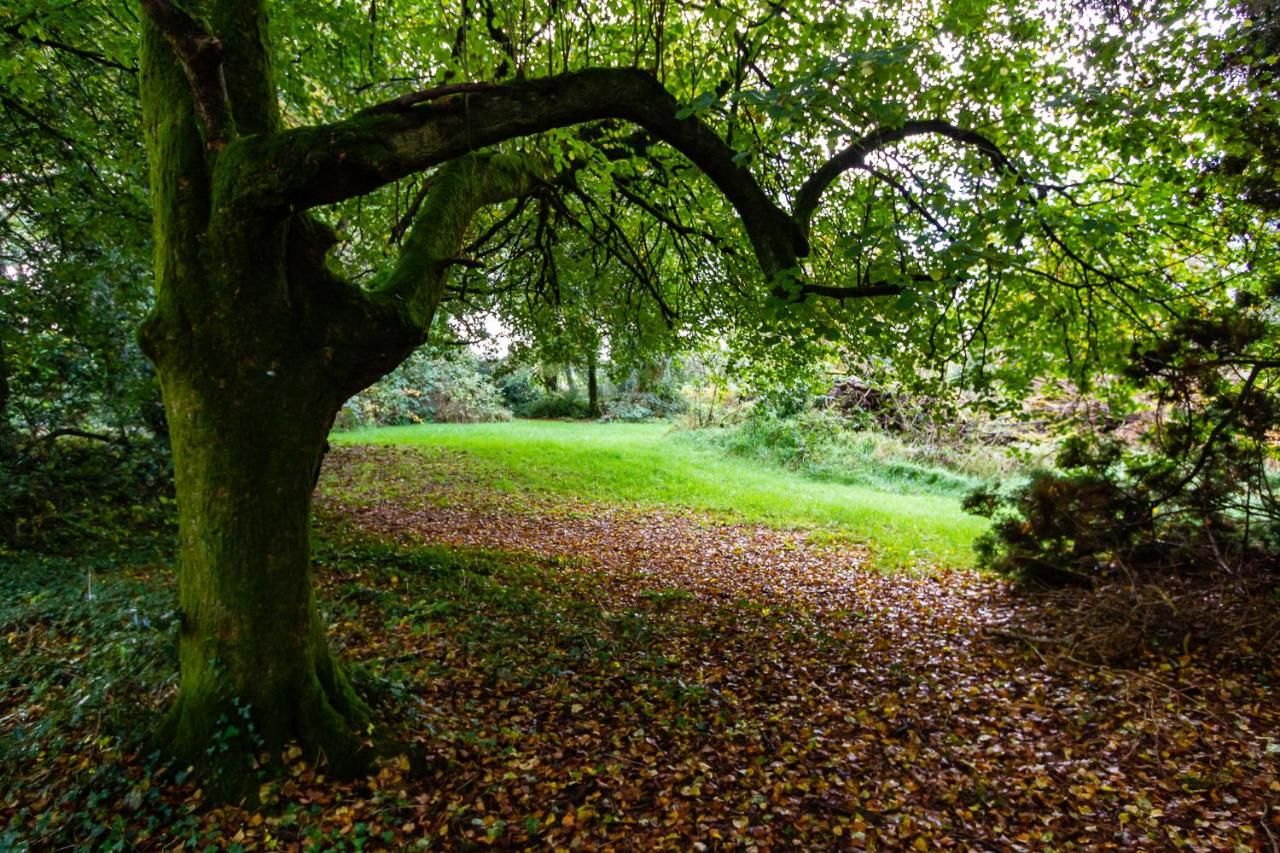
[793,119,1016,236]
[229,67,807,279]
[372,153,544,331]
[35,428,127,446]
[798,271,945,301]
[799,282,904,300]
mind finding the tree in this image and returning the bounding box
[65,0,1270,796]
[1,1,157,441]
[135,0,811,791]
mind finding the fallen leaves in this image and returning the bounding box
[308,446,1279,850]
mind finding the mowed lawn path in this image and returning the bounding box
[308,436,1278,851]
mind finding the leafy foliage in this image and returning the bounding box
[0,436,173,553]
[340,347,511,428]
[0,0,156,440]
[967,305,1280,585]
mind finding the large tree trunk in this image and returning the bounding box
[153,358,370,795]
[138,0,513,797]
[138,4,385,798]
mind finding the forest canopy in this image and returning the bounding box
[3,0,1275,411]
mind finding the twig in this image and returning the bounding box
[34,427,126,445]
[1261,811,1279,853]
[982,626,1070,645]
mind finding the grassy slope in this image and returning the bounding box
[333,421,987,569]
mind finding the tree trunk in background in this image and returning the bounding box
[0,331,12,457]
[0,332,10,430]
[587,349,601,417]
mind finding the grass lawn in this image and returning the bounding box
[333,420,988,569]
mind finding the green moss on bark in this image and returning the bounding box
[375,153,542,329]
[155,367,373,800]
[141,0,380,800]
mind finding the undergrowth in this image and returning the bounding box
[693,410,1017,499]
[0,436,174,554]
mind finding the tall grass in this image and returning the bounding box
[693,411,1016,498]
[333,421,989,570]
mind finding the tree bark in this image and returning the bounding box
[0,331,12,455]
[139,0,560,796]
[587,349,601,418]
[0,331,10,428]
[138,2,385,797]
[154,361,370,796]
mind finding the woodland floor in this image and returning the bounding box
[2,442,1278,850]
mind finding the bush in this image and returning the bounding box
[964,441,1156,587]
[601,391,688,422]
[0,435,174,554]
[495,366,543,411]
[966,308,1280,587]
[340,348,511,427]
[516,391,591,419]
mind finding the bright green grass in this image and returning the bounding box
[333,421,988,570]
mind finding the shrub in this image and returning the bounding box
[341,348,511,427]
[601,391,688,422]
[0,435,174,554]
[516,391,591,419]
[966,308,1280,587]
[495,366,543,411]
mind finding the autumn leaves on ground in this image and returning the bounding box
[3,425,1278,850]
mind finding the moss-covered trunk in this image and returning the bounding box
[154,362,370,795]
[138,1,387,798]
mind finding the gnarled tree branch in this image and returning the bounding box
[139,0,233,148]
[793,119,1016,236]
[371,153,545,331]
[227,67,807,280]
